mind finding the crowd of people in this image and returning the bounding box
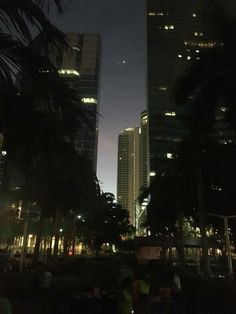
[0,261,183,314]
[117,266,182,314]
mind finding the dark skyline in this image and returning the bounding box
[50,0,146,195]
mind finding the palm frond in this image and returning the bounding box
[34,0,66,14]
[0,0,67,45]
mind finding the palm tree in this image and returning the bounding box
[0,0,68,87]
[174,6,236,276]
[138,157,197,264]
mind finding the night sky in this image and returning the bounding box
[50,0,146,195]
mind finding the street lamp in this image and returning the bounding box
[207,213,236,282]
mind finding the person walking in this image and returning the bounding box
[117,277,134,314]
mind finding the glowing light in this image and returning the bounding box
[221,107,227,112]
[81,98,97,104]
[165,112,176,116]
[164,25,175,30]
[159,86,167,91]
[72,46,80,51]
[167,153,173,159]
[150,171,156,177]
[58,69,80,76]
[148,12,164,16]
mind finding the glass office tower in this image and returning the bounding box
[146,0,221,175]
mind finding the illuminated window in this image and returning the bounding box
[211,185,222,191]
[193,13,197,17]
[72,46,80,51]
[184,41,218,48]
[167,153,173,159]
[199,32,204,36]
[196,57,200,60]
[142,115,148,125]
[39,69,50,73]
[196,50,199,53]
[1,150,7,156]
[148,11,164,16]
[58,69,80,76]
[178,54,182,58]
[142,115,148,120]
[150,171,156,177]
[159,86,167,91]
[221,107,227,112]
[81,98,97,104]
[187,56,191,60]
[194,32,198,36]
[165,112,176,116]
[164,25,175,30]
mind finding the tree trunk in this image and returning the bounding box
[176,197,185,265]
[63,214,71,256]
[196,162,210,276]
[53,208,61,257]
[33,210,43,263]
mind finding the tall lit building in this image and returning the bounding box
[33,32,101,170]
[146,0,223,176]
[56,33,101,171]
[117,127,140,226]
[117,111,149,231]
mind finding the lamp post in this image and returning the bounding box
[207,213,236,283]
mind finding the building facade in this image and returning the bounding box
[58,33,101,171]
[146,0,224,176]
[117,127,140,226]
[51,33,101,170]
[117,111,149,231]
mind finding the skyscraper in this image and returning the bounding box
[117,127,140,226]
[117,111,149,230]
[146,0,222,176]
[55,33,101,171]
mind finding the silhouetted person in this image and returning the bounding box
[117,277,134,314]
[0,281,12,314]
